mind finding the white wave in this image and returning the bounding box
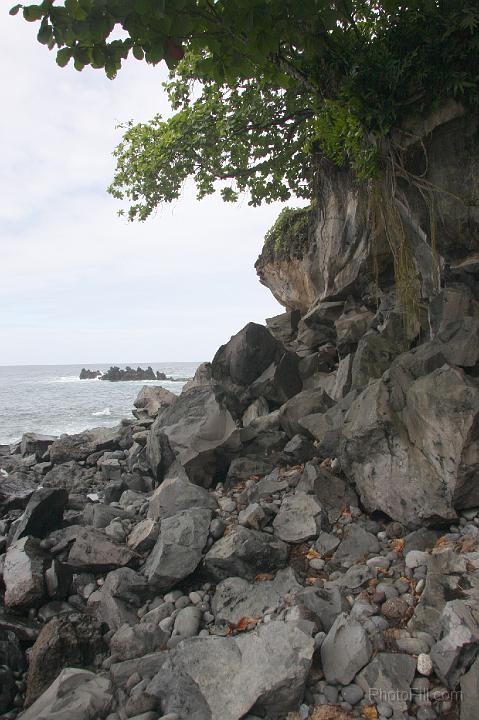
[92,407,111,417]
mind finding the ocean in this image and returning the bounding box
[0,363,200,445]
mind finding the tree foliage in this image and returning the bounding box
[12,1,479,218]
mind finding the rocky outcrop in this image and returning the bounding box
[256,107,478,312]
[79,368,101,379]
[100,365,164,381]
[132,384,177,420]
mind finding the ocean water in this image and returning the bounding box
[0,363,200,445]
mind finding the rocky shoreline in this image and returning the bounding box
[80,367,186,382]
[1,111,478,720]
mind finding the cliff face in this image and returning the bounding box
[256,104,479,312]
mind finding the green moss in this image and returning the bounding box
[263,206,311,258]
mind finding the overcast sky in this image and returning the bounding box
[0,13,292,365]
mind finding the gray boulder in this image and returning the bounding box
[0,471,37,510]
[203,526,288,582]
[3,536,47,609]
[297,462,358,524]
[341,363,479,526]
[88,568,148,630]
[278,389,334,438]
[133,384,177,420]
[12,487,68,542]
[127,519,159,553]
[430,599,479,688]
[461,654,479,720]
[20,668,112,720]
[273,492,324,543]
[148,472,217,521]
[294,584,348,632]
[321,612,372,684]
[332,524,380,567]
[20,433,56,460]
[356,653,416,716]
[248,352,302,406]
[147,621,314,720]
[299,389,360,457]
[212,567,302,624]
[212,322,282,386]
[145,508,212,590]
[110,622,169,660]
[49,426,124,464]
[68,527,136,572]
[147,386,238,486]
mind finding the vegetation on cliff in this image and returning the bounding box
[13,1,479,219]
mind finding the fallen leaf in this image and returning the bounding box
[459,537,478,554]
[310,706,355,720]
[362,705,379,720]
[306,548,322,560]
[305,576,318,586]
[392,538,405,554]
[255,573,274,581]
[230,616,258,633]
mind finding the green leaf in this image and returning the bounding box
[133,45,144,61]
[23,5,43,21]
[9,4,22,16]
[56,47,72,67]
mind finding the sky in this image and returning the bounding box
[0,12,292,365]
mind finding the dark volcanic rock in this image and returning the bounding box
[212,322,283,386]
[79,368,101,379]
[49,426,125,464]
[25,613,104,706]
[12,487,68,542]
[100,365,158,381]
[203,525,289,581]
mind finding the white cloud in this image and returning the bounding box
[0,12,293,365]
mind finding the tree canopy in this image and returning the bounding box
[12,1,479,219]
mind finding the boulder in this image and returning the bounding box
[430,599,479,688]
[341,364,479,526]
[148,473,218,521]
[20,433,56,460]
[356,653,416,716]
[248,351,302,406]
[0,471,37,510]
[68,527,136,572]
[182,362,212,393]
[211,322,282,386]
[3,536,47,609]
[127,519,159,553]
[88,568,149,631]
[297,463,358,524]
[278,389,334,438]
[203,525,288,582]
[212,567,302,624]
[110,622,169,661]
[461,654,479,720]
[332,524,380,567]
[242,396,269,427]
[12,487,68,542]
[147,621,314,720]
[20,668,112,720]
[273,492,324,543]
[265,310,300,346]
[49,426,124,464]
[321,613,372,685]
[147,386,238,486]
[145,508,212,590]
[351,332,404,389]
[299,390,360,457]
[25,614,104,706]
[133,384,177,420]
[294,584,348,632]
[101,365,157,381]
[335,304,374,350]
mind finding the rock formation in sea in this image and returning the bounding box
[79,368,102,379]
[0,106,478,720]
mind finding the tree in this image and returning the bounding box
[12,1,479,219]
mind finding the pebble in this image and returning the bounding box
[209,518,226,539]
[341,684,364,705]
[417,653,433,676]
[405,550,430,569]
[377,703,393,718]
